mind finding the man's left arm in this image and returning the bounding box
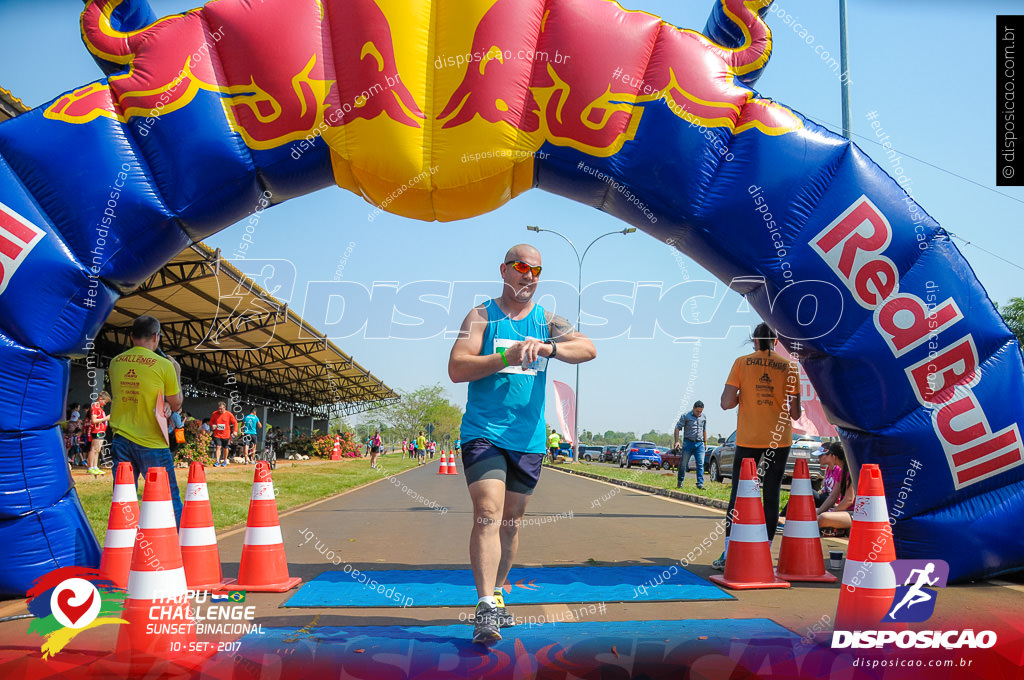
[545,312,597,364]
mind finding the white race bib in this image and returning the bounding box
[493,338,547,376]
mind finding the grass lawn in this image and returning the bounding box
[75,454,420,547]
[554,462,790,508]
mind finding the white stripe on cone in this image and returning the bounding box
[185,483,209,502]
[104,527,138,549]
[127,567,189,600]
[781,519,821,539]
[790,478,813,496]
[112,484,138,503]
[737,480,760,498]
[244,525,284,545]
[730,522,769,543]
[251,482,275,501]
[140,501,176,529]
[179,526,218,547]
[841,559,897,589]
[853,495,890,523]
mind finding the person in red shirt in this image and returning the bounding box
[209,402,239,467]
[86,392,111,476]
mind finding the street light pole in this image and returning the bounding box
[527,225,636,460]
[839,0,852,140]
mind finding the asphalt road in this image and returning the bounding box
[1,456,1019,653]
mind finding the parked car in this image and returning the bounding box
[601,445,620,463]
[578,445,605,461]
[613,444,628,464]
[660,445,712,472]
[619,441,662,469]
[707,432,736,482]
[659,446,680,470]
[706,431,824,483]
[788,435,825,482]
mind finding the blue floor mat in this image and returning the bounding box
[282,565,732,607]
[234,619,808,678]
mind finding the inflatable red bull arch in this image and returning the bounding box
[0,0,1021,595]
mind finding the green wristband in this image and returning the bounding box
[496,346,509,367]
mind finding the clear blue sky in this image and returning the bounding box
[2,0,1021,440]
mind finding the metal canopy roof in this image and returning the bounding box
[93,242,397,418]
[0,85,30,122]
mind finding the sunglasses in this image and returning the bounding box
[505,260,542,276]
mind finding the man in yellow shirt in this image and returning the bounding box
[415,431,428,466]
[547,431,561,462]
[108,315,184,526]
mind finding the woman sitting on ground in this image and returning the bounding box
[813,442,841,509]
[817,442,856,533]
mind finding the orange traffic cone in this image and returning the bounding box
[446,451,458,475]
[437,451,449,475]
[116,467,195,662]
[228,461,302,592]
[834,464,902,630]
[710,458,790,590]
[180,462,235,591]
[99,462,139,589]
[331,436,342,461]
[776,459,837,583]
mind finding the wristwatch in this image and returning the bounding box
[545,340,557,358]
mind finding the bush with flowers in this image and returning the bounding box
[279,431,362,459]
[174,418,215,467]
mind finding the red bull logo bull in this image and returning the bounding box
[45,0,423,150]
[439,0,800,157]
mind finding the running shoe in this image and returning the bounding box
[472,603,502,644]
[712,553,726,571]
[495,605,514,628]
[493,591,514,628]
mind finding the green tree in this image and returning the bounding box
[640,430,673,447]
[996,297,1024,350]
[376,384,463,444]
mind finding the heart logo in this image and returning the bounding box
[56,587,96,626]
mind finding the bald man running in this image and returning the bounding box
[449,244,597,644]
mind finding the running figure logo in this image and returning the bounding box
[886,559,949,623]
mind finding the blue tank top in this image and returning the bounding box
[461,299,550,453]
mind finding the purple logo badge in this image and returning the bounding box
[885,559,949,623]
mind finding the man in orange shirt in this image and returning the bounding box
[210,402,239,467]
[715,322,801,570]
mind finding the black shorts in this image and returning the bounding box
[463,438,542,495]
[371,446,381,453]
[214,438,231,449]
[92,430,106,441]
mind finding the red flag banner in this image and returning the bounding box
[552,380,576,443]
[775,345,839,438]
